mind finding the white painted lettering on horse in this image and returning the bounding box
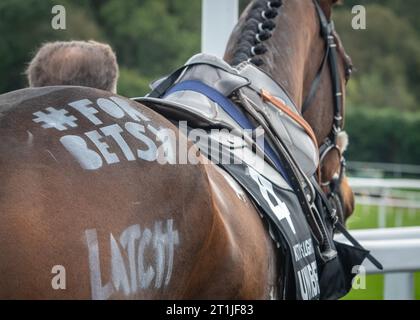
[60,135,103,170]
[125,122,158,162]
[85,229,113,300]
[68,99,103,126]
[31,96,165,170]
[164,219,178,285]
[85,130,120,164]
[96,98,125,119]
[119,224,141,292]
[110,233,131,295]
[85,219,179,299]
[100,124,136,161]
[138,228,155,289]
[33,107,78,131]
[248,167,296,234]
[110,96,151,122]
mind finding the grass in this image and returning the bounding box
[341,204,420,300]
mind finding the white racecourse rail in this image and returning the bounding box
[345,177,420,300]
[335,227,420,300]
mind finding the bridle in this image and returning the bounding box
[301,0,353,224]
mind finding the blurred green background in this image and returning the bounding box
[344,203,420,300]
[0,0,418,164]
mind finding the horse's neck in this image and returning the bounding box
[258,3,321,113]
[225,0,331,142]
[257,9,331,143]
[260,40,305,110]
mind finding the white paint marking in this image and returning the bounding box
[60,135,103,170]
[26,130,34,145]
[110,233,131,295]
[45,149,59,163]
[85,130,119,165]
[100,124,135,161]
[110,96,151,122]
[125,122,157,162]
[85,229,113,300]
[68,99,102,126]
[85,219,179,299]
[96,98,125,119]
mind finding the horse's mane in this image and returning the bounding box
[230,0,283,66]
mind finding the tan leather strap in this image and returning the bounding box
[261,89,319,149]
[261,89,321,181]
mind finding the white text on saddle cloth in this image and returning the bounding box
[248,166,296,234]
[85,219,179,300]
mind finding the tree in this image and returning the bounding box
[0,0,102,94]
[334,4,420,111]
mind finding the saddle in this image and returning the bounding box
[140,53,319,178]
[134,53,374,300]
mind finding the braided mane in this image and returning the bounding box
[230,0,283,66]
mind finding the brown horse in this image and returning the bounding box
[0,0,353,299]
[225,0,355,220]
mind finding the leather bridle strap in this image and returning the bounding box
[301,0,332,114]
[302,0,343,148]
[301,44,329,114]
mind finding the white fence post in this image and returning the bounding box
[378,190,387,228]
[384,273,414,300]
[201,0,239,58]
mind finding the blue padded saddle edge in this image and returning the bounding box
[164,79,291,185]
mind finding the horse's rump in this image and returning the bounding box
[0,86,222,299]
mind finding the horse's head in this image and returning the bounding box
[225,0,354,223]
